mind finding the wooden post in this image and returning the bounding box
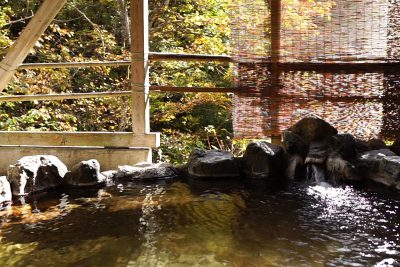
[270,0,282,145]
[130,0,150,134]
[0,0,67,91]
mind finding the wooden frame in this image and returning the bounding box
[0,131,159,147]
[0,0,67,91]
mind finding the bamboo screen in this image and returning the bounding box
[231,0,400,140]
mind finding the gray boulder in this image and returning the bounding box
[7,155,67,196]
[242,141,285,179]
[115,162,178,180]
[326,152,360,181]
[0,176,12,204]
[64,159,107,187]
[358,149,400,189]
[288,115,337,144]
[187,149,240,178]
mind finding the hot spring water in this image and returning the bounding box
[0,178,399,266]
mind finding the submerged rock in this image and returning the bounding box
[242,141,285,180]
[115,162,178,180]
[187,149,240,178]
[7,155,67,196]
[288,115,337,144]
[64,159,107,187]
[0,176,12,204]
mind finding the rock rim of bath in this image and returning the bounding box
[0,176,12,204]
[7,155,67,196]
[187,149,240,178]
[64,159,107,187]
[115,162,178,180]
[242,141,285,180]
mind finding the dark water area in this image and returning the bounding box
[0,178,399,267]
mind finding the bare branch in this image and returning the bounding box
[3,15,34,26]
[73,6,106,54]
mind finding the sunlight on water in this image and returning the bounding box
[0,180,399,266]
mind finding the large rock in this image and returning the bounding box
[282,130,308,158]
[305,141,330,164]
[187,149,240,178]
[357,149,400,189]
[115,162,178,181]
[367,138,387,150]
[64,159,107,187]
[0,176,12,204]
[390,138,400,156]
[242,141,285,179]
[288,116,337,144]
[330,134,358,161]
[7,155,67,196]
[326,152,360,181]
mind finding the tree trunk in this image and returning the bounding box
[117,0,131,48]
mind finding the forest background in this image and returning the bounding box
[0,0,333,164]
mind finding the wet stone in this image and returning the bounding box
[187,149,240,178]
[242,141,285,180]
[115,162,178,181]
[7,155,67,196]
[0,176,12,204]
[64,159,107,187]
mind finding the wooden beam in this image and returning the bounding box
[0,131,160,148]
[149,52,233,62]
[0,86,235,102]
[0,146,152,174]
[0,91,133,102]
[151,85,237,93]
[0,0,67,91]
[269,0,282,143]
[130,0,150,134]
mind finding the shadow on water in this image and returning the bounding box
[0,176,399,266]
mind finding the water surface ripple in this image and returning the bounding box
[0,179,399,267]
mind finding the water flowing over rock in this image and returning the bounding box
[7,155,67,196]
[326,134,360,181]
[64,159,107,187]
[282,131,308,180]
[187,149,240,178]
[0,176,12,204]
[115,162,178,181]
[242,141,285,180]
[305,141,330,165]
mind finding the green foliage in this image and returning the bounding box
[0,0,335,164]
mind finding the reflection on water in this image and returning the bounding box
[0,179,399,266]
